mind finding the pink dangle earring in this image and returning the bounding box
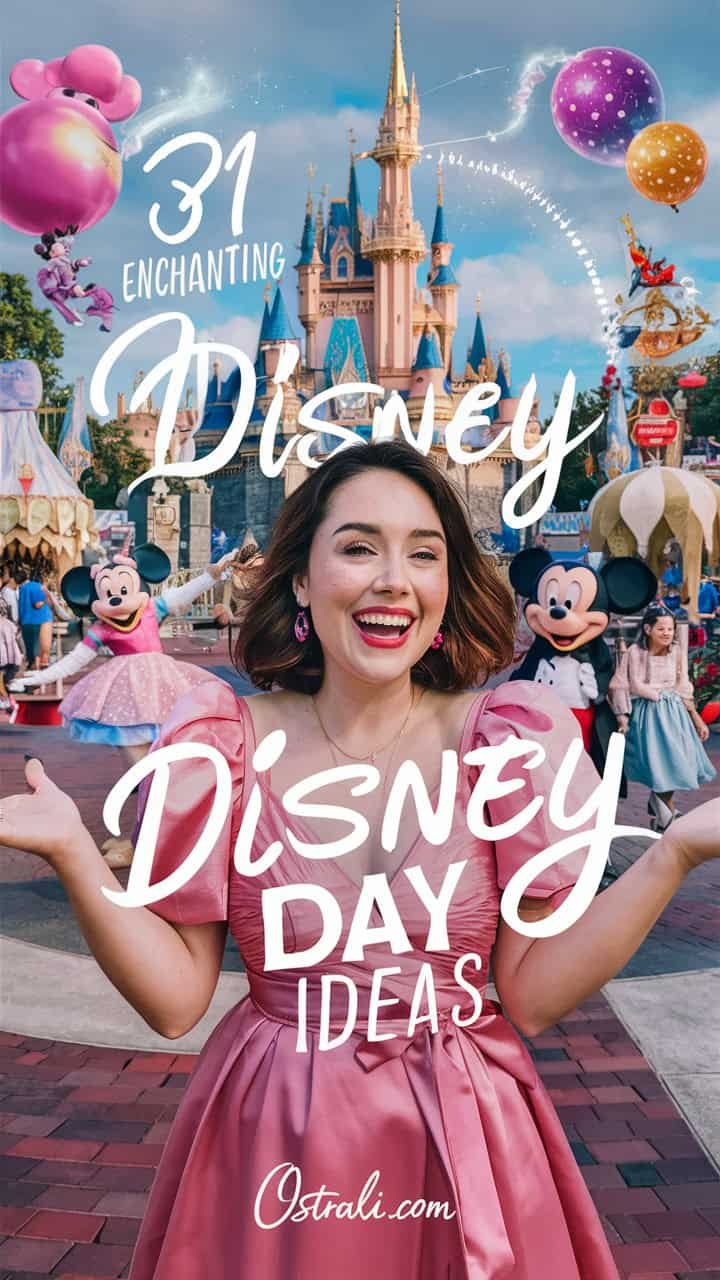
[294,607,310,643]
[431,628,445,650]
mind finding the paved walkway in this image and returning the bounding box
[1,658,719,1278]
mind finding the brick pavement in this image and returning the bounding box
[1,653,719,1276]
[0,1004,719,1278]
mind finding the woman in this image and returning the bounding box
[1,442,718,1280]
[610,604,715,831]
[0,594,23,709]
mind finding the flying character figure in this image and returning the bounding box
[0,44,141,329]
[34,228,114,331]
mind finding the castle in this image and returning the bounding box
[132,2,539,558]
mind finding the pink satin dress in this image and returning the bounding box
[128,680,620,1280]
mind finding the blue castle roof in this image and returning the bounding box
[199,365,241,432]
[296,206,316,266]
[429,263,457,286]
[265,286,296,342]
[431,201,447,246]
[496,357,511,398]
[258,298,271,343]
[467,313,487,372]
[413,328,443,371]
[348,162,361,256]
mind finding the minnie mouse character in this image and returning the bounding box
[12,543,234,865]
[34,227,114,331]
[509,549,657,777]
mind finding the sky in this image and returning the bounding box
[2,0,719,424]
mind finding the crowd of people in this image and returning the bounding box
[0,562,73,710]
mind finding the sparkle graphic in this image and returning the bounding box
[426,148,616,356]
[423,65,508,97]
[423,49,570,149]
[121,67,227,159]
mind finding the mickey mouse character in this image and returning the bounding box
[12,542,234,865]
[509,549,657,777]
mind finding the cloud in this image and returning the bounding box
[195,314,261,369]
[686,96,720,160]
[457,251,623,346]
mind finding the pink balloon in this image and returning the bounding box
[61,45,123,101]
[41,58,66,89]
[1,43,140,236]
[100,74,142,123]
[9,59,49,100]
[0,99,121,234]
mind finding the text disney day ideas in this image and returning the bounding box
[88,127,637,1052]
[91,128,604,530]
[100,731,654,1052]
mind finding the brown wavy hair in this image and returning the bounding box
[235,441,515,693]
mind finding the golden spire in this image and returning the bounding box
[305,162,316,215]
[436,161,444,206]
[386,0,409,104]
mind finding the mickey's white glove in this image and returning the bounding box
[535,658,556,688]
[578,662,599,703]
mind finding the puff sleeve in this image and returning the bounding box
[134,678,245,925]
[467,682,602,901]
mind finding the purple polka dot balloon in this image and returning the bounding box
[551,47,665,166]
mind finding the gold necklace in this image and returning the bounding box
[311,687,422,766]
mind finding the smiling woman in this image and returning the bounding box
[237,441,514,693]
[3,440,719,1280]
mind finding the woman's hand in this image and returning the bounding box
[690,708,710,742]
[662,797,720,872]
[0,759,86,868]
[616,714,630,735]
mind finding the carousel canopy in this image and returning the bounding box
[589,465,720,620]
[0,359,99,576]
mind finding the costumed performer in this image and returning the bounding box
[2,442,720,1280]
[13,542,235,866]
[508,548,657,783]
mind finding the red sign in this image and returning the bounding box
[648,397,672,416]
[632,415,679,448]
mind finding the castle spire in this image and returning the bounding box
[431,161,447,245]
[386,0,409,104]
[348,156,362,256]
[297,196,316,266]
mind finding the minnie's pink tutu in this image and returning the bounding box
[60,653,219,746]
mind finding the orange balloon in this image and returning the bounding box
[626,121,708,207]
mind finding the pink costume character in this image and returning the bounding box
[127,680,620,1280]
[16,543,232,748]
[34,229,114,331]
[1,44,140,330]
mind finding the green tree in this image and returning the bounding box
[81,417,149,509]
[548,387,607,511]
[0,273,71,406]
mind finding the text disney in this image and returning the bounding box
[98,728,649,1049]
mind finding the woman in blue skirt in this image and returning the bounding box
[609,605,716,830]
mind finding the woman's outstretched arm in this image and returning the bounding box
[0,759,227,1039]
[493,807,715,1038]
